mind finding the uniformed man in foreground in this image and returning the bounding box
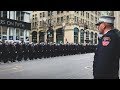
[93,16,120,79]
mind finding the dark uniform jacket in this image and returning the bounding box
[93,29,120,79]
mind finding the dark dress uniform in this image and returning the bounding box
[46,44,50,58]
[13,44,17,61]
[2,43,9,63]
[34,44,39,59]
[16,43,22,61]
[38,44,42,59]
[28,44,34,60]
[51,44,54,57]
[22,43,28,61]
[93,29,120,79]
[53,44,57,57]
[8,43,15,62]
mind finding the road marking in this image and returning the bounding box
[9,69,24,73]
[12,68,18,70]
[85,66,92,69]
[0,65,23,72]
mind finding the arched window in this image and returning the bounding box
[91,32,93,44]
[47,28,54,43]
[56,28,64,44]
[80,29,84,44]
[32,31,37,43]
[94,33,97,44]
[74,27,79,44]
[39,31,45,43]
[85,31,89,44]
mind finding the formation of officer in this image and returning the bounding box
[0,41,97,63]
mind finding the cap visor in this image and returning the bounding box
[95,22,103,26]
[95,23,100,26]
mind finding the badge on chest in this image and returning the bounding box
[102,37,111,46]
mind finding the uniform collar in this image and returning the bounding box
[103,29,114,37]
[104,29,111,35]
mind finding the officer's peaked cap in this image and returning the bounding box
[96,16,115,25]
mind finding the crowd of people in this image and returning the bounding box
[0,41,97,63]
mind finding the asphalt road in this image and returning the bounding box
[0,53,94,79]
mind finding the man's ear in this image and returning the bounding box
[101,23,106,29]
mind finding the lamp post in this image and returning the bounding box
[42,17,47,43]
[47,11,54,44]
[62,22,65,44]
[62,22,65,34]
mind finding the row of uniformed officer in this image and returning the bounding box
[0,42,97,63]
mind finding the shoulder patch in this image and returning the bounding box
[102,37,111,46]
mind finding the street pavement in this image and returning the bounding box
[0,53,95,79]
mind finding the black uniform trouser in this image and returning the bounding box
[13,52,17,61]
[17,52,22,61]
[0,53,1,62]
[33,51,37,59]
[93,75,119,79]
[23,51,28,60]
[2,52,8,63]
[94,76,119,79]
[43,51,47,58]
[28,51,33,60]
[9,51,16,62]
[9,52,13,62]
